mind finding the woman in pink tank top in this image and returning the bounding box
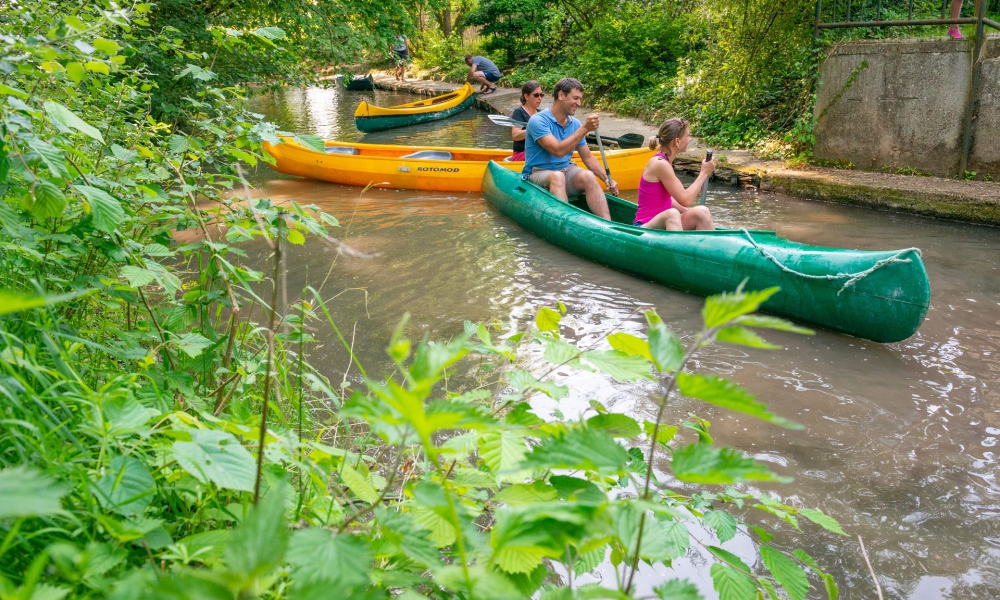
[634,118,715,231]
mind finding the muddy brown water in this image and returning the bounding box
[245,86,1000,599]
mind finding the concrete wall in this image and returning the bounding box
[814,36,1000,178]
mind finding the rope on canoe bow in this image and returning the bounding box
[739,229,921,296]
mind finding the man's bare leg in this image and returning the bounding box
[578,170,611,219]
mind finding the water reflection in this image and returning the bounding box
[246,87,1000,599]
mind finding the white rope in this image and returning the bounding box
[739,228,920,296]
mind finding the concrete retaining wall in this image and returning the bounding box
[815,36,1000,179]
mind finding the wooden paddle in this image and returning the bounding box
[487,114,646,149]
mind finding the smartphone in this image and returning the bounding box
[705,149,713,162]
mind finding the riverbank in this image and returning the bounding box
[357,72,1000,226]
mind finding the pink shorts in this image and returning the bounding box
[510,151,525,161]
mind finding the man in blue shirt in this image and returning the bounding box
[523,78,617,219]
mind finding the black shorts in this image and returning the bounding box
[484,71,501,83]
[394,50,409,63]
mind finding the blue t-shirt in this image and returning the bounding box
[522,109,586,179]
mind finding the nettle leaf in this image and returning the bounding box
[26,179,67,220]
[522,428,630,472]
[542,338,582,367]
[586,413,641,438]
[119,265,157,288]
[167,135,190,154]
[655,578,704,600]
[703,510,738,543]
[225,485,288,579]
[376,508,442,567]
[645,310,685,371]
[173,332,212,358]
[479,429,527,477]
[286,229,306,245]
[453,468,497,489]
[43,101,104,143]
[286,529,370,590]
[672,443,791,484]
[800,508,847,535]
[172,429,256,492]
[760,545,809,600]
[549,476,605,505]
[715,326,781,349]
[508,370,567,399]
[677,372,802,429]
[583,349,653,382]
[75,185,124,232]
[27,138,68,177]
[708,547,755,600]
[294,134,326,153]
[0,466,67,518]
[643,421,678,446]
[504,402,544,426]
[702,287,779,329]
[493,481,558,506]
[735,314,814,335]
[607,332,653,361]
[341,463,380,504]
[94,455,155,517]
[535,306,562,333]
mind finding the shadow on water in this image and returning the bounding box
[245,86,1000,599]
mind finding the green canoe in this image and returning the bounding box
[342,74,374,91]
[481,161,930,343]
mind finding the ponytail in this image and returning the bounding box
[650,118,688,153]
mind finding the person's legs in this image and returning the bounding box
[680,205,714,230]
[470,72,490,87]
[642,208,683,231]
[527,169,567,201]
[947,0,980,38]
[565,166,610,220]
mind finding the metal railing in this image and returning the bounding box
[813,0,998,174]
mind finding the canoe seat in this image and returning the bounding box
[324,146,359,155]
[400,150,453,160]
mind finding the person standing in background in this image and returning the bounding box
[391,35,409,81]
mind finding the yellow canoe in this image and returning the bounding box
[354,84,478,132]
[262,137,655,192]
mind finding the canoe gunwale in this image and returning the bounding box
[354,83,476,118]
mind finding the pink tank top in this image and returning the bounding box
[634,153,672,225]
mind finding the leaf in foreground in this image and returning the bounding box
[286,528,371,590]
[225,485,289,580]
[94,455,155,517]
[677,372,802,429]
[760,545,809,600]
[0,467,67,519]
[656,578,704,600]
[709,562,756,600]
[672,443,791,484]
[702,287,779,329]
[172,429,256,492]
[800,507,848,535]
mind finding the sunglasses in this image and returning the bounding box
[531,92,545,98]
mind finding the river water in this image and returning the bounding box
[246,86,1000,599]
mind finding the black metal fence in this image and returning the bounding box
[813,0,999,175]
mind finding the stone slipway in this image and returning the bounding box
[368,73,1000,226]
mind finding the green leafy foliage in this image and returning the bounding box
[0,7,843,592]
[0,467,67,519]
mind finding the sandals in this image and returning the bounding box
[482,86,497,95]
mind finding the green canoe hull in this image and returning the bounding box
[354,95,477,133]
[343,75,374,91]
[482,161,930,343]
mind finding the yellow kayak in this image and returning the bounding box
[354,84,478,132]
[262,137,655,192]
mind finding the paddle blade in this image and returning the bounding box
[616,133,647,149]
[488,114,528,128]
